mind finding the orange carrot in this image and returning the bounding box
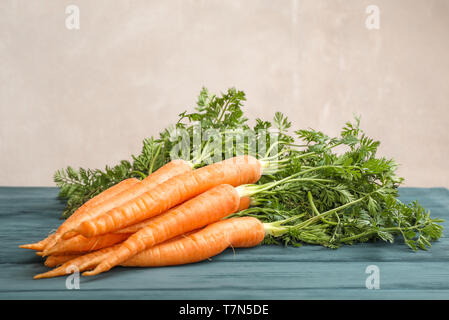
[75,155,262,238]
[57,178,139,233]
[44,254,81,268]
[19,235,56,251]
[115,196,252,234]
[34,246,120,279]
[237,196,251,211]
[83,184,242,276]
[60,159,193,241]
[122,217,265,267]
[113,205,181,234]
[20,178,139,251]
[42,232,131,256]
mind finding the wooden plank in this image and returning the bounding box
[1,260,449,299]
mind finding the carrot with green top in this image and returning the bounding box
[119,191,378,268]
[35,188,367,279]
[121,217,265,267]
[82,164,336,276]
[72,155,264,239]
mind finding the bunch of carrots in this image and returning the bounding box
[20,87,444,278]
[21,155,292,279]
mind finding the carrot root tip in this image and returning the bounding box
[19,243,43,250]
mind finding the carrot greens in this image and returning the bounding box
[234,118,443,250]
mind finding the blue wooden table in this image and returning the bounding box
[0,187,448,300]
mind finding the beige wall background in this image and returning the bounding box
[0,0,448,187]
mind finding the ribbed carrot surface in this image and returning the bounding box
[115,196,251,234]
[44,254,81,268]
[43,232,131,256]
[83,184,241,276]
[122,217,265,267]
[113,205,181,234]
[75,155,262,238]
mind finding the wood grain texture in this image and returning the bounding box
[1,187,448,300]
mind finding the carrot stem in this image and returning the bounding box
[262,190,380,237]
